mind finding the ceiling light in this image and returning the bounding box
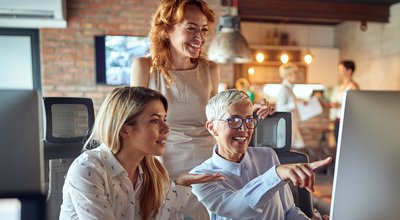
[207,15,252,63]
[280,53,289,64]
[304,52,313,64]
[248,67,255,75]
[255,52,265,63]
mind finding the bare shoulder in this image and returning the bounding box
[131,56,152,87]
[204,59,220,95]
[132,56,152,70]
[206,60,218,72]
[351,81,360,90]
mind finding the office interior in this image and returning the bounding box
[1,0,400,219]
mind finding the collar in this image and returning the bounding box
[99,144,144,178]
[210,145,251,176]
[282,79,294,88]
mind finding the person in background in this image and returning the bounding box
[60,86,224,220]
[275,63,305,149]
[131,0,274,218]
[190,89,331,220]
[330,60,359,144]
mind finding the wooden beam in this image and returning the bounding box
[238,0,390,24]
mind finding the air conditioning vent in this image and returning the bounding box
[0,0,67,28]
[0,9,54,19]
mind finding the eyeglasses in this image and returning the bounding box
[216,116,258,130]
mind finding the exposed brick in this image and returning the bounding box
[41,0,223,111]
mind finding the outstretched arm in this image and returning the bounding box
[191,166,287,219]
[276,157,332,192]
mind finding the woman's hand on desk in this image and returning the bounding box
[175,173,225,187]
[276,157,332,192]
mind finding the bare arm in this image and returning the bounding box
[208,60,220,97]
[130,56,152,87]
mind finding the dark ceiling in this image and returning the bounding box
[230,0,400,25]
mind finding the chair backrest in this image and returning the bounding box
[42,97,95,220]
[250,112,313,217]
[43,97,95,160]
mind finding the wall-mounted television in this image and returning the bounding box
[95,35,150,85]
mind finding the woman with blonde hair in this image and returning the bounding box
[275,63,305,149]
[60,86,223,220]
[131,0,273,218]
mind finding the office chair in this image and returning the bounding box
[42,97,95,220]
[250,112,313,218]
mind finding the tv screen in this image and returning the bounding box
[95,35,150,85]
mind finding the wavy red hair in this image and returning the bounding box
[149,0,216,85]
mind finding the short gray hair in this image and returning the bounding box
[279,63,298,78]
[206,89,251,121]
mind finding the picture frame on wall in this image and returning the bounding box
[95,35,149,86]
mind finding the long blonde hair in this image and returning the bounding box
[84,86,170,220]
[149,0,216,85]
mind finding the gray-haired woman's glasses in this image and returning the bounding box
[216,116,258,129]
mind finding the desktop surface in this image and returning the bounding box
[330,91,400,220]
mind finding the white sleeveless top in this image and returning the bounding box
[149,59,216,180]
[331,83,353,119]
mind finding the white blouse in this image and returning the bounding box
[60,144,191,220]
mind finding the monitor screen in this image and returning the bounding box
[0,198,21,220]
[0,90,43,194]
[330,91,400,220]
[95,35,150,86]
[0,194,46,220]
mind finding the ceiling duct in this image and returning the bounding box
[0,0,67,28]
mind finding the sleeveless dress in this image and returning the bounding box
[331,83,354,144]
[149,59,215,219]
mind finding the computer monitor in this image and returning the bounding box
[0,90,43,194]
[330,91,400,220]
[0,193,46,220]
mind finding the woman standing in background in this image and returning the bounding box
[330,60,359,144]
[275,63,305,149]
[131,0,273,218]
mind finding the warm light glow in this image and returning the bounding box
[280,53,289,64]
[248,67,255,75]
[304,53,313,64]
[255,52,265,63]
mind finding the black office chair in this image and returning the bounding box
[250,112,313,217]
[42,97,95,220]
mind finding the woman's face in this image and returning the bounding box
[338,64,351,79]
[167,5,209,60]
[211,101,254,162]
[121,100,169,157]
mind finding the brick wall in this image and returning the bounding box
[41,0,224,111]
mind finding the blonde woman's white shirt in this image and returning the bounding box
[60,144,191,220]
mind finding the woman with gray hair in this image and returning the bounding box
[275,63,305,149]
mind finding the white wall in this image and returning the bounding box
[335,3,400,90]
[307,47,340,87]
[0,36,33,89]
[241,22,336,47]
[240,22,339,87]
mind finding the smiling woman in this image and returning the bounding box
[130,0,219,218]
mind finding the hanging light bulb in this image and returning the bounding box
[248,67,255,75]
[255,52,265,63]
[304,51,313,64]
[280,52,289,64]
